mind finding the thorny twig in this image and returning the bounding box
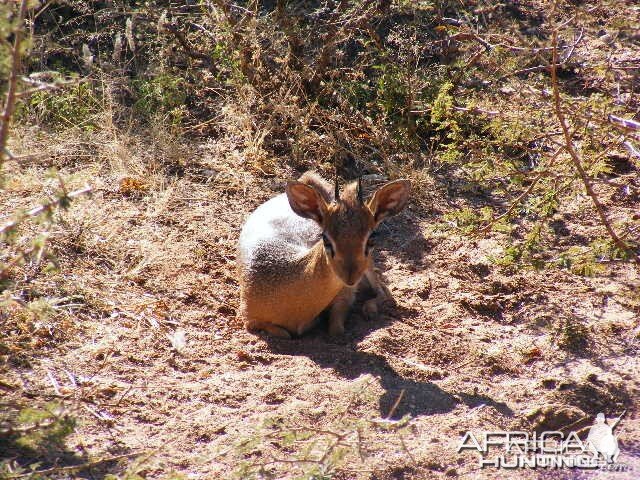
[0,184,92,280]
[550,31,639,265]
[0,185,93,237]
[497,28,584,81]
[15,75,69,98]
[0,239,44,281]
[0,0,28,167]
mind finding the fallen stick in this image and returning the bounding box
[609,115,640,132]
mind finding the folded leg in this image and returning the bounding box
[362,267,393,320]
[328,287,356,336]
[246,319,292,339]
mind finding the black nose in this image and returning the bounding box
[345,265,359,286]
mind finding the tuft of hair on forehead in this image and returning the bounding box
[338,180,364,208]
[328,179,372,235]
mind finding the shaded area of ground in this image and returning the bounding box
[2,132,638,478]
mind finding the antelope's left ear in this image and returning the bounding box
[368,180,411,224]
[285,180,329,225]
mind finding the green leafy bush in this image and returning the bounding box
[25,82,103,131]
[132,73,187,128]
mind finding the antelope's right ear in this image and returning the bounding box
[286,181,328,224]
[368,179,411,225]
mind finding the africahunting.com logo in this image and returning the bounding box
[458,411,630,471]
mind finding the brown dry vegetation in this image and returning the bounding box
[1,1,640,479]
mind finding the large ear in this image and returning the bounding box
[367,179,411,224]
[285,181,328,224]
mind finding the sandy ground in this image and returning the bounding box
[2,131,638,479]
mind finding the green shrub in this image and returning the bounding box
[0,401,76,477]
[132,73,187,128]
[25,81,103,131]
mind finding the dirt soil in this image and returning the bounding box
[2,129,640,480]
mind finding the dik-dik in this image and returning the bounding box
[238,171,410,338]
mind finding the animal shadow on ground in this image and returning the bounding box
[265,333,513,420]
[261,208,512,419]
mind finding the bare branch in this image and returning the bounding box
[609,115,640,133]
[0,0,29,167]
[624,141,640,159]
[550,31,639,265]
[162,21,216,71]
[0,185,93,237]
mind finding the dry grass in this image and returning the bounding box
[2,119,639,478]
[2,1,640,478]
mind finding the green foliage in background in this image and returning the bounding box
[25,82,103,131]
[132,73,187,128]
[0,402,75,478]
[10,2,640,272]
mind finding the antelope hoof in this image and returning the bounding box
[363,299,379,321]
[246,321,292,339]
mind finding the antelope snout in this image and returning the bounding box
[342,262,364,287]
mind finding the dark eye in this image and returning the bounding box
[322,233,334,257]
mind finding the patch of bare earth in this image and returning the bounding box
[3,131,639,479]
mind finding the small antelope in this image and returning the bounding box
[238,171,410,338]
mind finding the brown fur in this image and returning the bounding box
[239,171,410,337]
[298,171,334,203]
[242,242,344,337]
